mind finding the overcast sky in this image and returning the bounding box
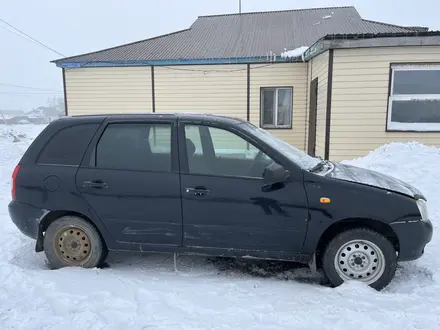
[1,0,439,111]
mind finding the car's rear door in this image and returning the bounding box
[179,121,309,256]
[76,117,182,246]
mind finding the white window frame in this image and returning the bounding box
[260,87,293,129]
[388,64,440,131]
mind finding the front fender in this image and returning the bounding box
[301,172,420,256]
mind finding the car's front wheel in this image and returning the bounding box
[322,228,397,290]
[43,215,107,269]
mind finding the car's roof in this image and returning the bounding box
[59,112,247,126]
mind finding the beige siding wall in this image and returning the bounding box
[64,63,309,152]
[65,67,152,115]
[309,51,329,158]
[250,63,308,150]
[330,46,440,161]
[154,65,247,119]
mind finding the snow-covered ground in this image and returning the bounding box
[1,125,440,329]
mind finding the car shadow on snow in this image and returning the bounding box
[103,252,436,293]
[206,257,329,285]
[8,240,324,288]
[102,251,328,287]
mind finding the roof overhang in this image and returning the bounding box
[56,55,306,69]
[304,31,440,60]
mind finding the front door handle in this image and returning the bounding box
[83,180,108,189]
[185,186,210,197]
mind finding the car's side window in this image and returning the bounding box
[94,123,172,172]
[37,123,99,166]
[184,124,274,178]
[148,125,171,154]
[184,125,203,155]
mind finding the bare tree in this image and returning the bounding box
[47,96,65,115]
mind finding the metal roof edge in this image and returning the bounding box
[304,33,440,60]
[323,30,440,40]
[57,56,305,68]
[327,34,440,49]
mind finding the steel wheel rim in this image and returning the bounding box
[54,226,92,265]
[334,239,386,284]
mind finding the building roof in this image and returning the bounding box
[53,6,423,66]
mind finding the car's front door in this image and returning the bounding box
[76,119,182,246]
[179,122,309,256]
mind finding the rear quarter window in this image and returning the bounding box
[37,123,99,165]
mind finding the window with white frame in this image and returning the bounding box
[260,87,293,128]
[388,64,440,131]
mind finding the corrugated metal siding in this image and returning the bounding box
[65,67,152,115]
[330,46,440,161]
[310,51,329,158]
[154,65,247,117]
[249,63,308,150]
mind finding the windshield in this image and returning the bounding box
[240,122,322,170]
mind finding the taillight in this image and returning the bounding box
[11,164,21,200]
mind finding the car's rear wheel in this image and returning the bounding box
[322,228,397,291]
[44,215,107,269]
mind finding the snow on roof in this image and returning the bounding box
[281,46,309,59]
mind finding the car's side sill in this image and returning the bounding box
[109,242,309,263]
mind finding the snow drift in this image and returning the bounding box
[0,127,440,329]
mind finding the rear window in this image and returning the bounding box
[37,123,99,165]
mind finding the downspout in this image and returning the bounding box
[324,49,334,160]
[62,68,68,116]
[304,58,312,152]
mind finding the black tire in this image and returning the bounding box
[322,228,397,291]
[43,215,107,269]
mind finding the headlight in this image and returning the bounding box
[416,199,429,221]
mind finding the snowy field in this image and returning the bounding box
[1,124,440,329]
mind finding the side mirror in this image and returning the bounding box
[262,162,290,186]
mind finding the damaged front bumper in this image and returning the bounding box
[390,218,433,261]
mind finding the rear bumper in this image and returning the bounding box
[8,200,46,240]
[390,219,433,262]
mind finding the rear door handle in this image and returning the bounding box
[185,186,210,197]
[83,180,108,189]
